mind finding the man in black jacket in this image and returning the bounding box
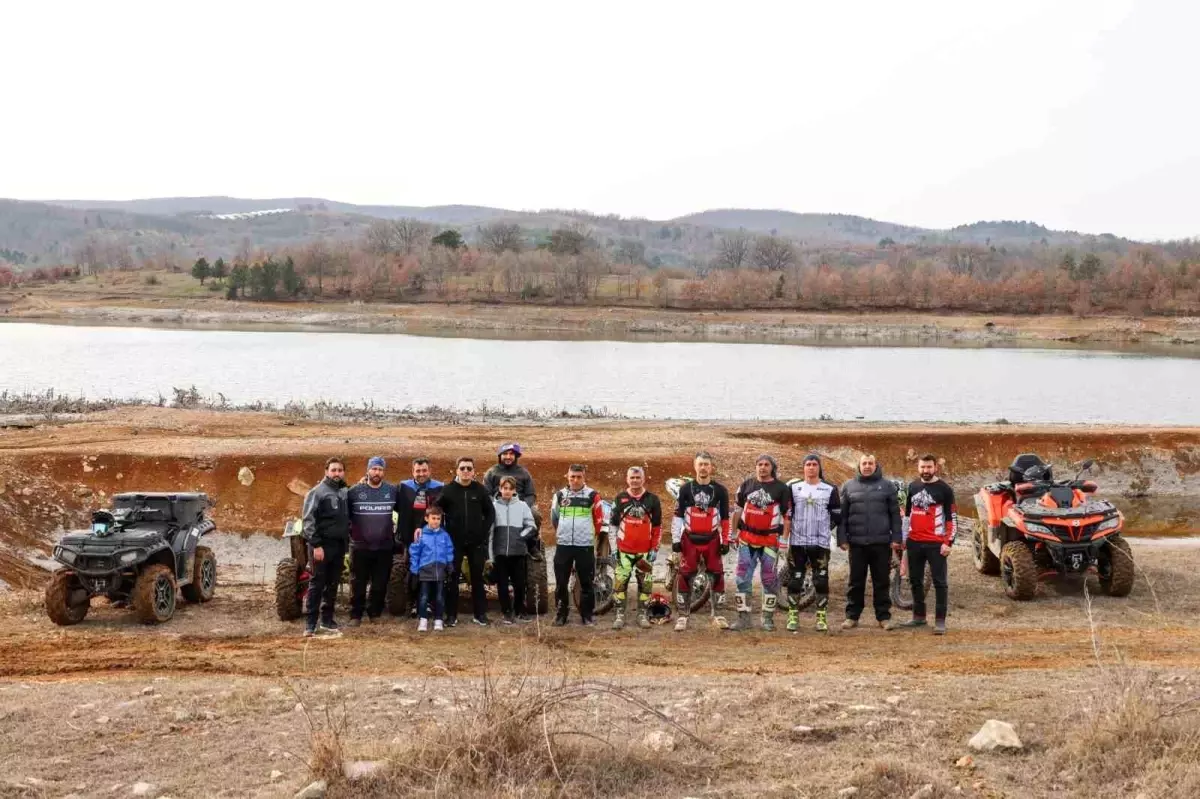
[837,454,902,631]
[438,456,496,627]
[301,457,351,637]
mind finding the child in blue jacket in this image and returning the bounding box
[409,506,455,632]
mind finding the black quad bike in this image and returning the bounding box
[974,455,1134,600]
[47,492,217,625]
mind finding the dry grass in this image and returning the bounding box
[846,758,952,799]
[312,650,711,798]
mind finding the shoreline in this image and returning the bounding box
[5,292,1200,352]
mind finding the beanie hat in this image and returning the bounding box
[756,453,778,479]
[368,456,386,470]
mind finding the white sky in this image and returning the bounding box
[1,0,1196,240]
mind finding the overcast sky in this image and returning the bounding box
[1,0,1195,240]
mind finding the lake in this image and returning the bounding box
[1,322,1197,423]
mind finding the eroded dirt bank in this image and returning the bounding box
[2,407,1199,587]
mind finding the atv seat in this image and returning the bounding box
[1008,454,1051,486]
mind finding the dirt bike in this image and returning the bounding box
[974,455,1133,601]
[565,497,618,615]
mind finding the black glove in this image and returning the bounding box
[719,543,730,556]
[671,542,682,553]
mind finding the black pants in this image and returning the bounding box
[306,538,348,627]
[846,543,893,622]
[446,541,488,621]
[493,554,528,616]
[349,547,393,620]
[907,541,949,620]
[554,544,595,620]
[789,545,830,610]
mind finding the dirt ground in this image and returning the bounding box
[2,410,1200,797]
[5,279,1200,348]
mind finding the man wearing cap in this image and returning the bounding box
[786,454,841,632]
[346,456,402,626]
[483,442,537,507]
[730,454,792,632]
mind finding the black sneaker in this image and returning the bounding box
[318,619,341,633]
[581,617,596,627]
[501,613,515,625]
[445,617,458,628]
[553,615,568,627]
[899,618,927,628]
[303,623,317,638]
[472,615,490,627]
[516,614,533,624]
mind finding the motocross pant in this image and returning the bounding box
[788,545,830,610]
[734,544,780,608]
[614,551,653,611]
[677,534,725,598]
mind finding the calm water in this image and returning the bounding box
[1,322,1197,423]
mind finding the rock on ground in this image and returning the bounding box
[968,719,1024,751]
[642,730,676,753]
[294,781,327,799]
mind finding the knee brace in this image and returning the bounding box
[788,569,806,596]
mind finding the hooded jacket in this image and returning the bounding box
[408,524,455,581]
[302,476,350,548]
[491,495,536,557]
[837,466,902,547]
[483,462,537,506]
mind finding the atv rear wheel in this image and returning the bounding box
[133,564,178,623]
[525,548,550,615]
[973,522,1001,575]
[385,548,411,617]
[1000,542,1037,601]
[1099,535,1135,597]
[45,570,89,626]
[274,558,305,621]
[181,546,217,603]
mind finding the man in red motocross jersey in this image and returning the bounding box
[729,454,792,632]
[900,454,956,635]
[671,451,731,631]
[610,467,664,630]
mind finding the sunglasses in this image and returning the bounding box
[458,465,474,471]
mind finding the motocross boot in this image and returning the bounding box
[674,611,689,632]
[727,593,752,631]
[786,596,800,632]
[710,591,728,629]
[611,605,626,630]
[815,607,829,632]
[636,596,651,629]
[761,594,777,632]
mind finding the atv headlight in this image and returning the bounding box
[119,550,142,565]
[55,546,77,565]
[1097,517,1121,532]
[1025,522,1052,535]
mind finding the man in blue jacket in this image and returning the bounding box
[347,456,402,626]
[397,458,444,616]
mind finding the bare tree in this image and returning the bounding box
[365,220,398,256]
[479,222,523,254]
[299,238,334,295]
[752,236,796,271]
[615,238,646,265]
[715,231,750,269]
[392,218,431,254]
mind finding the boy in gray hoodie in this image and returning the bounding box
[491,476,537,624]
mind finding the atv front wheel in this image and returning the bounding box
[133,564,178,623]
[274,558,305,621]
[525,547,550,615]
[45,570,89,626]
[1099,535,1135,597]
[182,546,217,603]
[1000,542,1037,601]
[385,548,411,617]
[973,522,1001,575]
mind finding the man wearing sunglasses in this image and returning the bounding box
[437,456,496,627]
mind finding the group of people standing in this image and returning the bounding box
[299,443,957,638]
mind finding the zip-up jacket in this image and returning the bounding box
[787,479,841,549]
[408,524,455,582]
[551,485,604,548]
[347,481,401,551]
[437,479,495,548]
[611,489,663,555]
[483,463,537,507]
[904,479,957,545]
[492,496,536,557]
[735,478,792,549]
[301,476,350,548]
[671,480,731,545]
[397,478,444,545]
[837,467,902,547]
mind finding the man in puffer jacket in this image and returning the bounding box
[491,476,537,624]
[837,454,903,631]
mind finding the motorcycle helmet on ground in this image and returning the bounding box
[646,593,673,624]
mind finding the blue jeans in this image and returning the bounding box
[418,580,444,620]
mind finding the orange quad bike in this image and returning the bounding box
[973,454,1134,600]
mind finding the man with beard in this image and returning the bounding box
[610,467,664,630]
[786,453,841,633]
[900,454,956,635]
[671,451,731,631]
[837,454,903,631]
[483,442,537,506]
[730,454,792,632]
[347,456,402,626]
[301,457,351,637]
[397,457,444,616]
[437,456,495,627]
